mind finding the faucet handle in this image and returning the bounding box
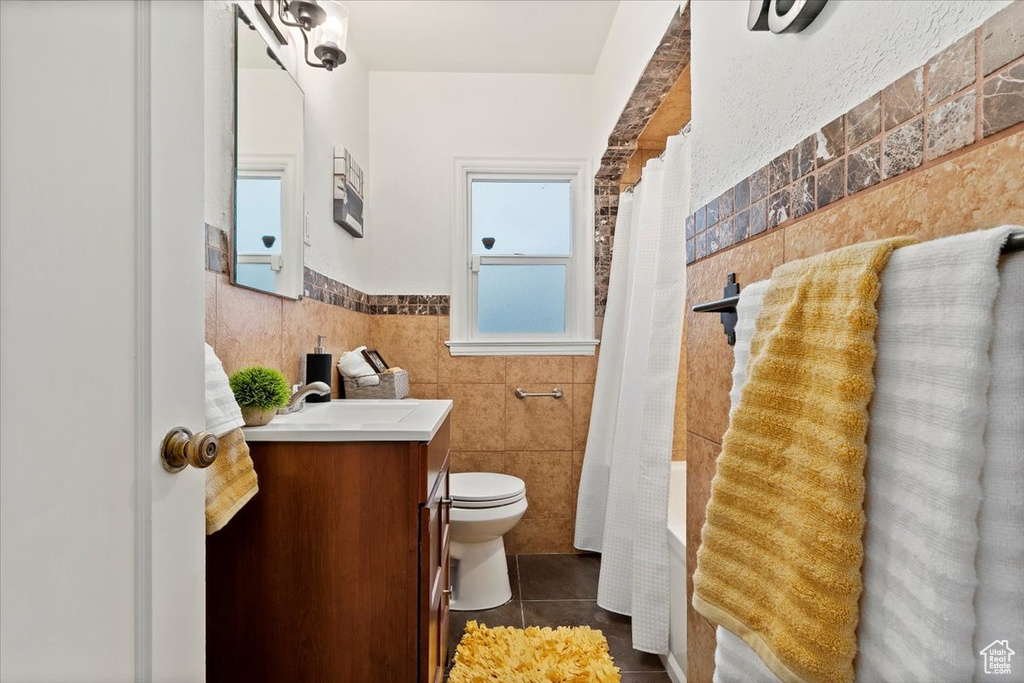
[291,383,303,395]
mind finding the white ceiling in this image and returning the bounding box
[342,1,620,74]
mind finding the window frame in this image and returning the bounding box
[448,158,597,356]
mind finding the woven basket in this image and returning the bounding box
[343,370,410,399]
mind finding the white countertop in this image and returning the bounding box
[242,399,453,442]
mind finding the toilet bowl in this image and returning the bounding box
[449,472,527,611]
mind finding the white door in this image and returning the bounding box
[1,2,207,681]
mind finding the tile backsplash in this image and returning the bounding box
[686,1,1024,265]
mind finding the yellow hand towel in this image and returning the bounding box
[692,236,914,683]
[205,428,258,535]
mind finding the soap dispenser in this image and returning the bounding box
[305,335,332,403]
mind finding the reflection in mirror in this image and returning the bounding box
[234,8,304,298]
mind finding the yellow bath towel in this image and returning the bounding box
[692,236,914,683]
[205,428,258,535]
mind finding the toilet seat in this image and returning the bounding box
[450,472,526,509]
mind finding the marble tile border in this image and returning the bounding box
[593,5,691,316]
[203,226,448,315]
[686,0,1024,265]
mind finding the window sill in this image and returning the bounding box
[445,339,599,357]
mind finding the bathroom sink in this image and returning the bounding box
[243,399,452,442]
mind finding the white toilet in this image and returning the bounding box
[449,472,528,611]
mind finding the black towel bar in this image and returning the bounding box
[691,231,1024,317]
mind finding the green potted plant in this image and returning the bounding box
[229,366,291,427]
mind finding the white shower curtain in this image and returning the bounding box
[575,131,690,654]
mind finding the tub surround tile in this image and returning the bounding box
[847,141,882,194]
[982,61,1024,136]
[733,177,751,210]
[438,383,506,452]
[505,356,573,385]
[816,160,846,208]
[791,135,816,180]
[707,225,720,253]
[847,93,881,149]
[505,451,573,520]
[685,239,695,264]
[696,231,709,259]
[450,451,506,474]
[928,34,976,105]
[982,1,1024,76]
[695,204,707,232]
[816,115,845,167]
[882,67,924,130]
[792,175,816,219]
[685,214,696,239]
[927,92,976,160]
[505,384,573,451]
[882,118,924,179]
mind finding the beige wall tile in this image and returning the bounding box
[505,356,574,384]
[408,383,438,399]
[505,384,573,451]
[205,272,220,347]
[686,232,783,444]
[437,340,505,383]
[785,131,1024,261]
[572,383,594,451]
[215,277,284,377]
[673,320,687,461]
[505,451,573,520]
[450,451,506,474]
[572,353,598,384]
[438,383,506,451]
[686,433,721,683]
[369,314,439,384]
[506,517,575,555]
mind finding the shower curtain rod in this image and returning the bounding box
[692,230,1024,314]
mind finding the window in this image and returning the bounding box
[448,159,597,356]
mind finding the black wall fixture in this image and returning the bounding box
[692,273,741,345]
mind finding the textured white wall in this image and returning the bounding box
[367,72,592,294]
[204,1,373,292]
[689,0,1012,207]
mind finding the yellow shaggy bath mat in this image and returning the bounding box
[448,621,621,683]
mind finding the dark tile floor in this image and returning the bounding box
[447,553,671,682]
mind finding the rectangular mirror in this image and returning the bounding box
[233,7,304,299]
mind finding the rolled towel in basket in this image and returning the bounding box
[338,346,380,386]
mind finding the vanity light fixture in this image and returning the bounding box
[275,0,349,71]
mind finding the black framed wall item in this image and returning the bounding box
[361,349,389,374]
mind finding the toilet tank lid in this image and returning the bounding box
[450,472,525,502]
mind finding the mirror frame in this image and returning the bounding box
[231,5,306,300]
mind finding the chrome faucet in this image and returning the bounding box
[278,381,332,414]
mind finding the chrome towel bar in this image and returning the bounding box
[515,387,564,399]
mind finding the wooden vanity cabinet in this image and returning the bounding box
[207,417,451,683]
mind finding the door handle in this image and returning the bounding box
[161,426,218,473]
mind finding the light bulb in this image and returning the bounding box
[312,1,348,70]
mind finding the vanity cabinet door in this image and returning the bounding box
[420,456,450,683]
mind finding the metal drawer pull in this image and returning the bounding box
[441,497,452,507]
[515,387,563,399]
[443,586,453,596]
